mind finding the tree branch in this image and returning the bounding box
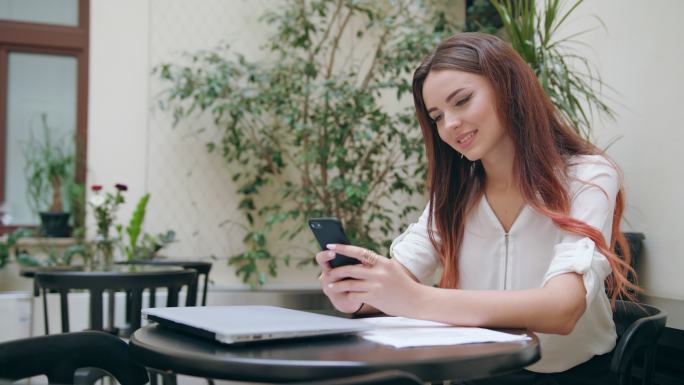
[325,9,353,79]
[359,2,406,90]
[360,28,391,90]
[312,0,344,57]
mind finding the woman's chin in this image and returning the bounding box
[461,151,480,162]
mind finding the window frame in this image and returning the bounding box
[0,0,89,233]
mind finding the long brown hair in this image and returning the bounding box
[412,32,636,303]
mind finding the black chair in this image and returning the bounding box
[287,370,423,385]
[559,300,667,385]
[120,259,212,306]
[611,300,667,385]
[0,331,148,385]
[34,267,197,334]
[618,232,645,287]
[116,261,213,385]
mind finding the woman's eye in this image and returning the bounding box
[431,115,443,124]
[455,94,472,107]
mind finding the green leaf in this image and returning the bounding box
[125,193,150,260]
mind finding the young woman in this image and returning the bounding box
[315,33,636,382]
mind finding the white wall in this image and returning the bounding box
[87,0,150,231]
[557,0,684,300]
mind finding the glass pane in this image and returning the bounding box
[0,0,78,27]
[4,52,77,225]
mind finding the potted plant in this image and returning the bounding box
[24,113,76,237]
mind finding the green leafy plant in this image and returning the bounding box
[117,193,149,260]
[137,230,176,260]
[465,0,504,34]
[491,0,615,139]
[24,113,75,214]
[115,193,175,261]
[67,181,86,236]
[157,0,457,286]
[15,243,89,268]
[0,228,30,268]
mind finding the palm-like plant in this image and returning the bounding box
[24,113,75,214]
[491,0,615,140]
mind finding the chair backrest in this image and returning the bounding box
[35,268,197,334]
[611,300,667,385]
[0,331,148,385]
[287,370,423,385]
[121,259,213,306]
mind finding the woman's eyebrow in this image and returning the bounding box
[427,87,467,113]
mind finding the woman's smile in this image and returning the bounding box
[456,129,478,149]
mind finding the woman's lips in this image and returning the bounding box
[456,130,477,150]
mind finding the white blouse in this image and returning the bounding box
[389,155,618,373]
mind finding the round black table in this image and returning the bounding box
[129,323,540,383]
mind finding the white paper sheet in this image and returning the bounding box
[358,317,531,348]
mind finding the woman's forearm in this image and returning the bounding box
[405,273,587,335]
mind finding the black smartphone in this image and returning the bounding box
[308,217,361,268]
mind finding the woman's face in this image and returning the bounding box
[422,70,512,163]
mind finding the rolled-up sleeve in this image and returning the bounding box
[542,158,619,305]
[389,203,441,284]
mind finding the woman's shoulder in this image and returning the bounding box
[566,154,620,181]
[565,154,621,201]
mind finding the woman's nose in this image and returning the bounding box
[444,112,462,130]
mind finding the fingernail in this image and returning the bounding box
[327,250,335,257]
[326,244,336,250]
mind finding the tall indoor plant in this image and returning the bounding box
[24,113,76,237]
[157,0,456,285]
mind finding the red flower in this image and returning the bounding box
[91,184,103,191]
[115,183,128,191]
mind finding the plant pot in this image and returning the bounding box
[622,232,645,261]
[39,212,71,237]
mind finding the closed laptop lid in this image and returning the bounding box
[142,305,373,344]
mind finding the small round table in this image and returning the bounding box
[129,323,540,383]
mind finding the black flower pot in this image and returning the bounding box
[39,212,72,237]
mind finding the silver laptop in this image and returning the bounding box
[142,305,373,344]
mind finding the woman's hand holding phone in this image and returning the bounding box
[315,249,365,314]
[322,244,423,317]
[310,217,422,316]
[310,217,365,313]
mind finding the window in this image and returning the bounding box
[0,0,89,233]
